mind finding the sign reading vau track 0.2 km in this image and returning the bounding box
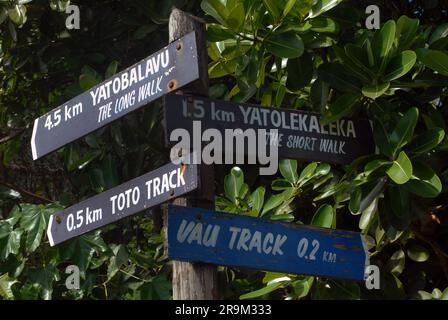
[31,32,199,160]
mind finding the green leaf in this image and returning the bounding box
[321,93,360,125]
[314,279,360,300]
[386,151,413,185]
[359,198,378,230]
[201,0,228,25]
[309,0,342,19]
[279,159,299,184]
[270,214,295,222]
[283,0,297,17]
[0,229,22,260]
[407,244,430,262]
[261,189,294,216]
[387,249,406,276]
[406,161,442,198]
[0,273,17,300]
[265,32,304,59]
[311,204,333,228]
[317,63,362,93]
[388,185,410,230]
[372,20,396,72]
[349,187,362,215]
[207,24,234,42]
[396,16,419,51]
[263,0,280,21]
[291,277,314,298]
[224,167,244,204]
[390,107,419,157]
[362,82,390,100]
[227,3,245,31]
[415,49,448,76]
[272,179,293,191]
[133,25,158,40]
[240,281,286,299]
[298,162,318,185]
[372,116,393,157]
[311,79,330,112]
[105,60,119,79]
[79,66,101,91]
[27,264,59,300]
[310,17,339,33]
[139,275,171,300]
[107,244,129,280]
[429,23,448,44]
[344,44,374,78]
[0,222,12,240]
[20,204,54,253]
[286,52,313,91]
[383,51,417,82]
[409,127,445,154]
[249,187,265,214]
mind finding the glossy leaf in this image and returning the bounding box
[386,151,413,184]
[309,0,342,19]
[383,50,417,82]
[349,187,362,215]
[406,161,442,198]
[249,187,265,214]
[265,32,304,59]
[321,93,360,125]
[409,127,445,154]
[311,204,333,228]
[317,63,362,93]
[372,20,396,72]
[286,52,313,91]
[416,49,448,76]
[390,107,419,157]
[279,159,299,184]
[362,82,390,100]
[224,167,244,204]
[407,244,430,262]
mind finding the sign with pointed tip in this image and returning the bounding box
[31,32,199,160]
[167,205,369,281]
[47,161,199,246]
[164,94,375,165]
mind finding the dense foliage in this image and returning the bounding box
[0,0,447,300]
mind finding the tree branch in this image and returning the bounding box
[0,181,53,204]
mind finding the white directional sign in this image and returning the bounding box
[47,161,199,246]
[31,32,199,160]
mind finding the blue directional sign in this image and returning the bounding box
[167,206,369,281]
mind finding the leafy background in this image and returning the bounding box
[0,0,447,300]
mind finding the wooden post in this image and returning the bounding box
[164,8,218,300]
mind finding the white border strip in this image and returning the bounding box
[31,118,39,160]
[361,234,371,280]
[47,214,55,247]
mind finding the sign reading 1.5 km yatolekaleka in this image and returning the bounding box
[31,32,199,160]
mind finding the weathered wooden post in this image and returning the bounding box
[165,8,218,300]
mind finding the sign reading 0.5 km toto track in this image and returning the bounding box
[31,32,199,160]
[168,206,369,281]
[165,95,375,164]
[47,162,199,246]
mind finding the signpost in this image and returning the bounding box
[167,205,369,281]
[31,32,199,160]
[164,94,376,164]
[33,7,374,300]
[47,161,199,246]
